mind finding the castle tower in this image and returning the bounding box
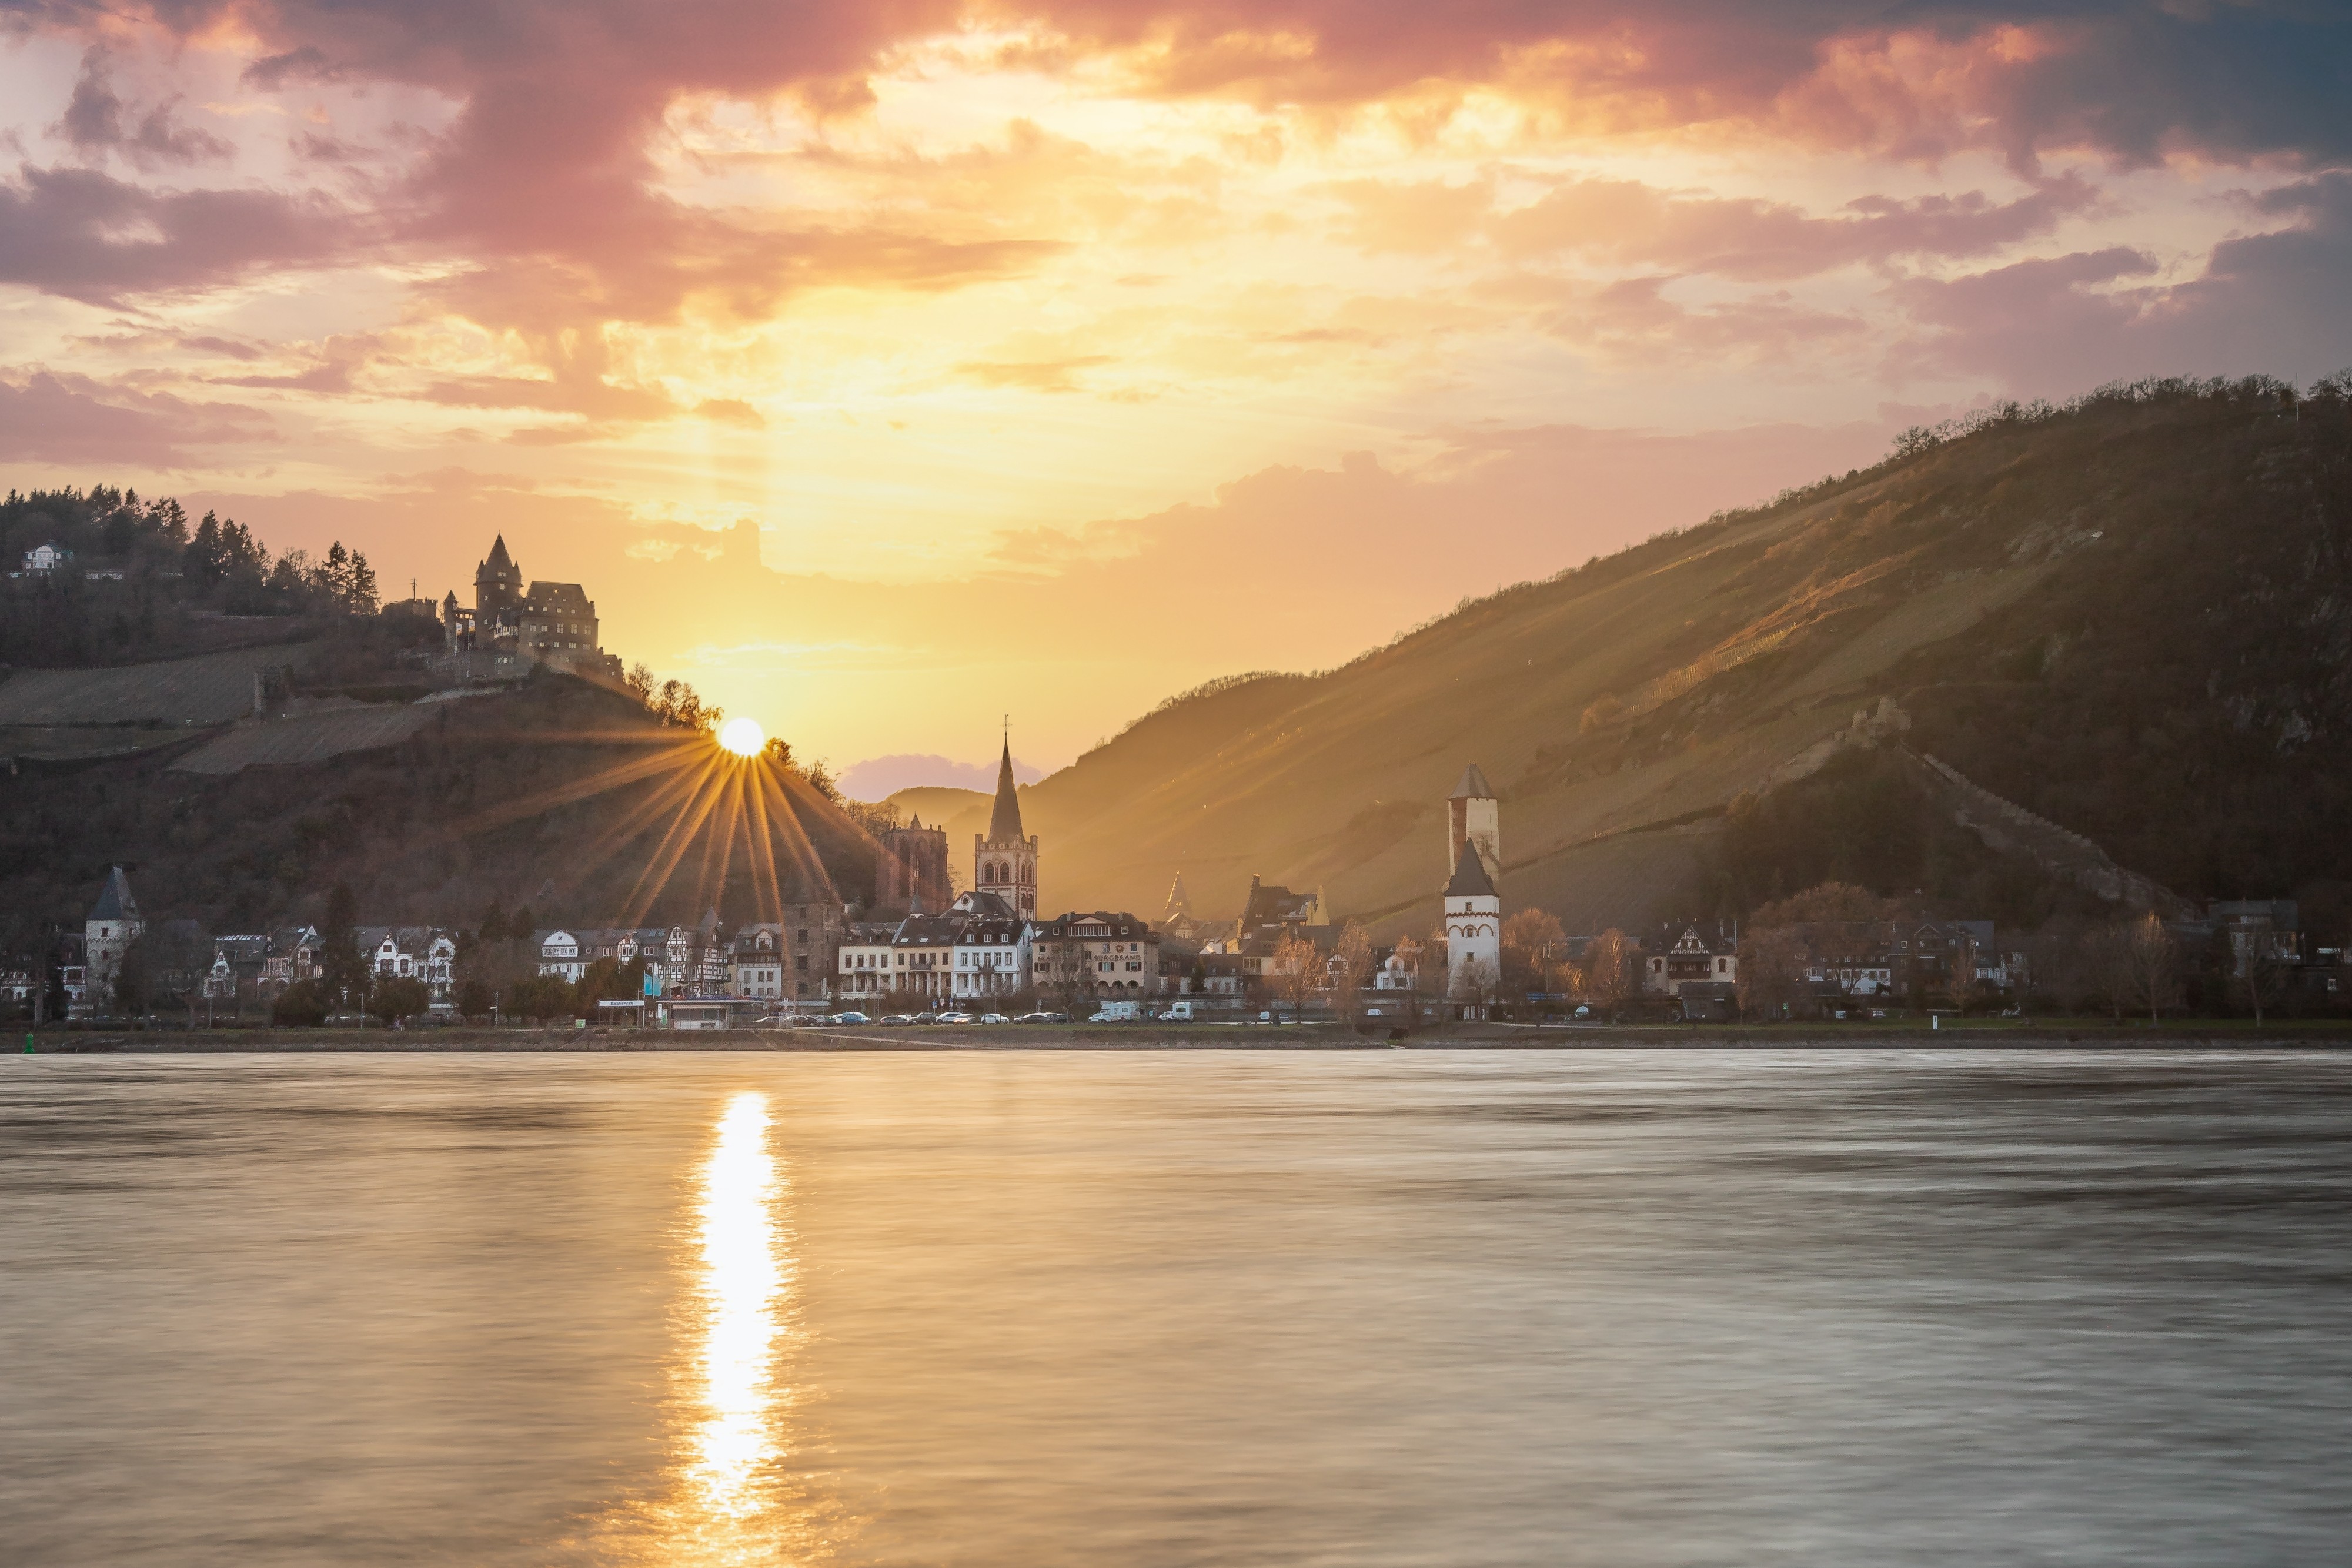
[475,534,523,624]
[85,865,144,1009]
[1447,763,1501,887]
[1442,841,1502,1011]
[975,737,1038,915]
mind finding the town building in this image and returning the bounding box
[835,921,902,1002]
[732,925,791,1001]
[1033,911,1163,1001]
[355,927,459,1004]
[1643,928,1740,995]
[727,905,848,1003]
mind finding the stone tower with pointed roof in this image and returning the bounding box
[475,534,523,623]
[85,865,144,1010]
[1447,762,1501,887]
[975,737,1039,915]
[1163,873,1193,922]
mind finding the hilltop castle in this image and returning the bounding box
[439,534,622,680]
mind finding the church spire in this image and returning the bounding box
[987,734,1024,843]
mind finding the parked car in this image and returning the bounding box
[938,1012,975,1025]
[978,1012,1011,1025]
[880,1013,916,1025]
[1013,1011,1062,1024]
[911,1012,941,1025]
[828,1011,871,1025]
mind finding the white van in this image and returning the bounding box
[1158,1001,1198,1022]
[1090,1001,1140,1022]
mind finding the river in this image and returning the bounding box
[4,1051,2347,1565]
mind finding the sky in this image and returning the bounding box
[2,1,2347,788]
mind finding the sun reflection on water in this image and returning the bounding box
[582,1088,843,1567]
[690,1092,786,1521]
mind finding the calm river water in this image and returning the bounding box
[4,1051,2348,1566]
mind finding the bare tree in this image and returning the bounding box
[2082,921,2135,1021]
[2235,945,2296,1027]
[1501,908,1566,1004]
[1736,927,1809,1021]
[1271,930,1319,1021]
[2120,910,2181,1026]
[1329,921,1374,1029]
[1452,955,1500,1019]
[1583,927,1638,1020]
[1948,931,1985,1015]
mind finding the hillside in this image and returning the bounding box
[0,667,877,950]
[1009,376,2352,939]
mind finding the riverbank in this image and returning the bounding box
[21,1018,2352,1052]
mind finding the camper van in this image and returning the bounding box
[1157,1001,1199,1022]
[1089,1001,1140,1023]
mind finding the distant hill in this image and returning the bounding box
[1013,376,2352,940]
[881,785,992,835]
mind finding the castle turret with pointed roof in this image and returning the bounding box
[475,533,523,623]
[975,735,1039,915]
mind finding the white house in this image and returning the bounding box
[835,922,900,1001]
[535,929,592,982]
[945,892,1030,1001]
[731,924,789,1000]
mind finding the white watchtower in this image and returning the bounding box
[1444,842,1502,1011]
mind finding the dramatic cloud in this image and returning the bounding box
[0,371,273,464]
[2,0,2347,764]
[52,50,232,167]
[0,164,344,302]
[1890,175,2352,392]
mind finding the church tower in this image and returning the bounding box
[1447,763,1501,885]
[475,534,523,623]
[974,737,1038,915]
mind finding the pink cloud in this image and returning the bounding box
[0,370,275,464]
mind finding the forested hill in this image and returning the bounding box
[2,484,379,665]
[1003,375,2352,939]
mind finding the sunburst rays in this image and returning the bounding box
[435,714,869,926]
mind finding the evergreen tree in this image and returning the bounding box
[347,550,379,614]
[319,882,366,1009]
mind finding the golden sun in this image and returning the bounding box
[717,716,766,758]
